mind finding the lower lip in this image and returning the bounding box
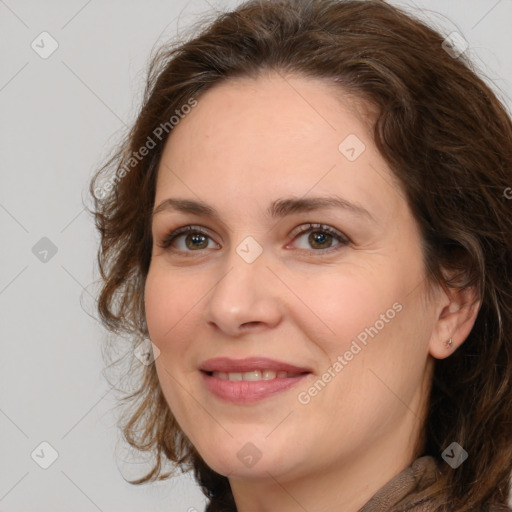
[201,371,311,404]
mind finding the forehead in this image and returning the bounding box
[154,73,402,222]
[161,73,369,163]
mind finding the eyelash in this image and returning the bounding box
[157,223,350,255]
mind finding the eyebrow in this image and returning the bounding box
[152,196,374,222]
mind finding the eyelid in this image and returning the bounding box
[288,223,349,243]
[157,224,218,251]
[285,223,350,254]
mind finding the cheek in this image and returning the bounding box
[291,269,399,354]
[144,268,198,351]
[145,269,204,437]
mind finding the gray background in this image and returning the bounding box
[1,1,511,511]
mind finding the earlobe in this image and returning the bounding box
[428,285,481,360]
[430,335,457,360]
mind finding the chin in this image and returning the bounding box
[191,433,292,478]
[204,453,289,481]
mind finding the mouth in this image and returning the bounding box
[206,369,306,381]
[199,357,313,403]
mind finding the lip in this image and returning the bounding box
[199,357,313,404]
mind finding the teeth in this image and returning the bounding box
[211,370,301,381]
[243,370,262,381]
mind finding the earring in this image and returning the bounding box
[446,337,453,348]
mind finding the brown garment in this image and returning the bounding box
[358,456,512,512]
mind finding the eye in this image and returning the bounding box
[158,223,349,255]
[288,223,349,253]
[158,225,219,252]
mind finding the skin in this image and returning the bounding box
[144,73,480,512]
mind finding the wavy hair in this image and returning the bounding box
[88,1,512,510]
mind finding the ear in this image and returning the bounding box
[428,282,481,359]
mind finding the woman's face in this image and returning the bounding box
[145,74,441,484]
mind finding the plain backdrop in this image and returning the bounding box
[1,1,511,511]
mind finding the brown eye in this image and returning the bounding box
[159,226,218,251]
[290,223,349,252]
[182,232,209,250]
[308,230,334,250]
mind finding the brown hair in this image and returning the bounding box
[88,1,512,510]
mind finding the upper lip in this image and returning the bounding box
[199,357,312,374]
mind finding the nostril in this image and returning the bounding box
[241,321,260,328]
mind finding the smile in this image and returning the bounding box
[211,370,304,381]
[199,357,313,403]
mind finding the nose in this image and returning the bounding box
[203,243,283,337]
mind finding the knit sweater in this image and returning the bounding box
[358,456,512,512]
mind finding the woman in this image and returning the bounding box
[89,0,512,510]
